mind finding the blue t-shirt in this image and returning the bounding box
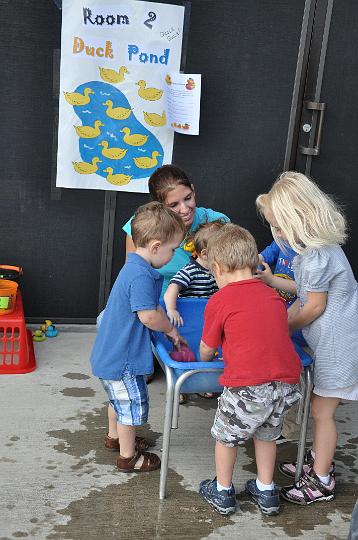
[260,240,297,306]
[90,253,163,380]
[123,207,229,293]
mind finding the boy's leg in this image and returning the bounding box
[215,441,238,488]
[108,403,118,439]
[254,438,276,485]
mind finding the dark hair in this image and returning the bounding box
[148,165,193,203]
[131,201,186,248]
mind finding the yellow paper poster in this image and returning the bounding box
[57,0,184,192]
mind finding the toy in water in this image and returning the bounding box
[99,66,129,84]
[64,87,94,106]
[170,345,196,363]
[120,127,149,146]
[72,157,102,175]
[103,168,132,186]
[74,120,104,139]
[98,141,128,161]
[103,100,132,120]
[133,151,161,169]
[45,325,58,338]
[136,80,163,101]
[143,110,167,127]
[32,329,46,342]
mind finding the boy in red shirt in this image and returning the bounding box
[199,224,301,516]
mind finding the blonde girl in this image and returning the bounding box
[256,171,358,505]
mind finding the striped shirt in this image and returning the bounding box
[170,258,218,298]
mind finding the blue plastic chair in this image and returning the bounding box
[151,297,313,499]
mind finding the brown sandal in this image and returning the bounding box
[104,434,150,452]
[117,450,161,472]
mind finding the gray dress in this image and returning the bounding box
[293,245,358,390]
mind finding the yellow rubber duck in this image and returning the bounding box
[72,157,102,174]
[74,120,103,138]
[103,168,132,186]
[133,151,161,169]
[120,127,149,147]
[64,87,94,106]
[136,80,163,101]
[99,66,129,84]
[103,100,132,120]
[143,111,167,127]
[98,141,127,160]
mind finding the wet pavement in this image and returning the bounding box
[0,329,357,539]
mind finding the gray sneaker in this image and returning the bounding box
[199,478,237,515]
[245,479,280,515]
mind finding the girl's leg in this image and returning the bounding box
[108,403,118,439]
[311,395,340,476]
[215,441,238,488]
[254,438,276,485]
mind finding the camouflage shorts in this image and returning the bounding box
[211,382,301,447]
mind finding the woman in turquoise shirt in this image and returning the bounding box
[123,165,230,294]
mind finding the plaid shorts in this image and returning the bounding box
[211,382,300,447]
[100,367,149,426]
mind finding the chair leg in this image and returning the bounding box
[295,365,313,483]
[159,365,174,500]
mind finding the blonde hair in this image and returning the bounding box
[256,171,347,254]
[189,220,226,255]
[206,223,259,272]
[132,201,186,248]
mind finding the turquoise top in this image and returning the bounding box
[123,206,229,294]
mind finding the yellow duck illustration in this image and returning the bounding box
[99,66,129,84]
[120,127,149,147]
[64,87,94,106]
[165,74,172,85]
[136,80,163,101]
[98,141,127,160]
[103,100,132,120]
[74,120,103,138]
[133,151,161,169]
[103,167,132,186]
[143,110,167,127]
[72,157,102,174]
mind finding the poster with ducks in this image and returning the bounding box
[56,0,185,192]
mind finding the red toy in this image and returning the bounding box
[169,344,196,363]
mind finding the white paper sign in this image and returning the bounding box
[165,73,201,135]
[57,0,184,192]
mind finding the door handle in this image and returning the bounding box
[299,101,326,156]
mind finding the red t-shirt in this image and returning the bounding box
[202,278,301,387]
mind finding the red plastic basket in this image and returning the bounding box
[0,292,36,374]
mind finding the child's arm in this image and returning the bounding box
[137,305,185,347]
[288,291,327,332]
[163,283,184,327]
[257,262,297,294]
[199,340,217,361]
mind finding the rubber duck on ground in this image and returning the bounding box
[45,325,58,338]
[99,66,129,84]
[74,120,104,139]
[136,80,163,101]
[72,157,102,174]
[32,329,46,342]
[120,127,149,147]
[143,110,167,127]
[98,141,127,160]
[103,168,132,186]
[64,87,94,106]
[133,151,161,169]
[103,100,132,120]
[40,319,53,333]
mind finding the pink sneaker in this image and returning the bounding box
[280,469,335,505]
[279,449,334,478]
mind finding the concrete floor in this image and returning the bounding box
[0,328,357,540]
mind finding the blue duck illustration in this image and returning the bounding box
[72,81,164,184]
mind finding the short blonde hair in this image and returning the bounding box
[190,219,226,255]
[206,223,259,272]
[256,171,347,254]
[132,201,186,248]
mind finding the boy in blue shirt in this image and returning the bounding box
[91,202,187,472]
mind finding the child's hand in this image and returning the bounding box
[167,309,184,327]
[166,326,187,349]
[256,261,274,286]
